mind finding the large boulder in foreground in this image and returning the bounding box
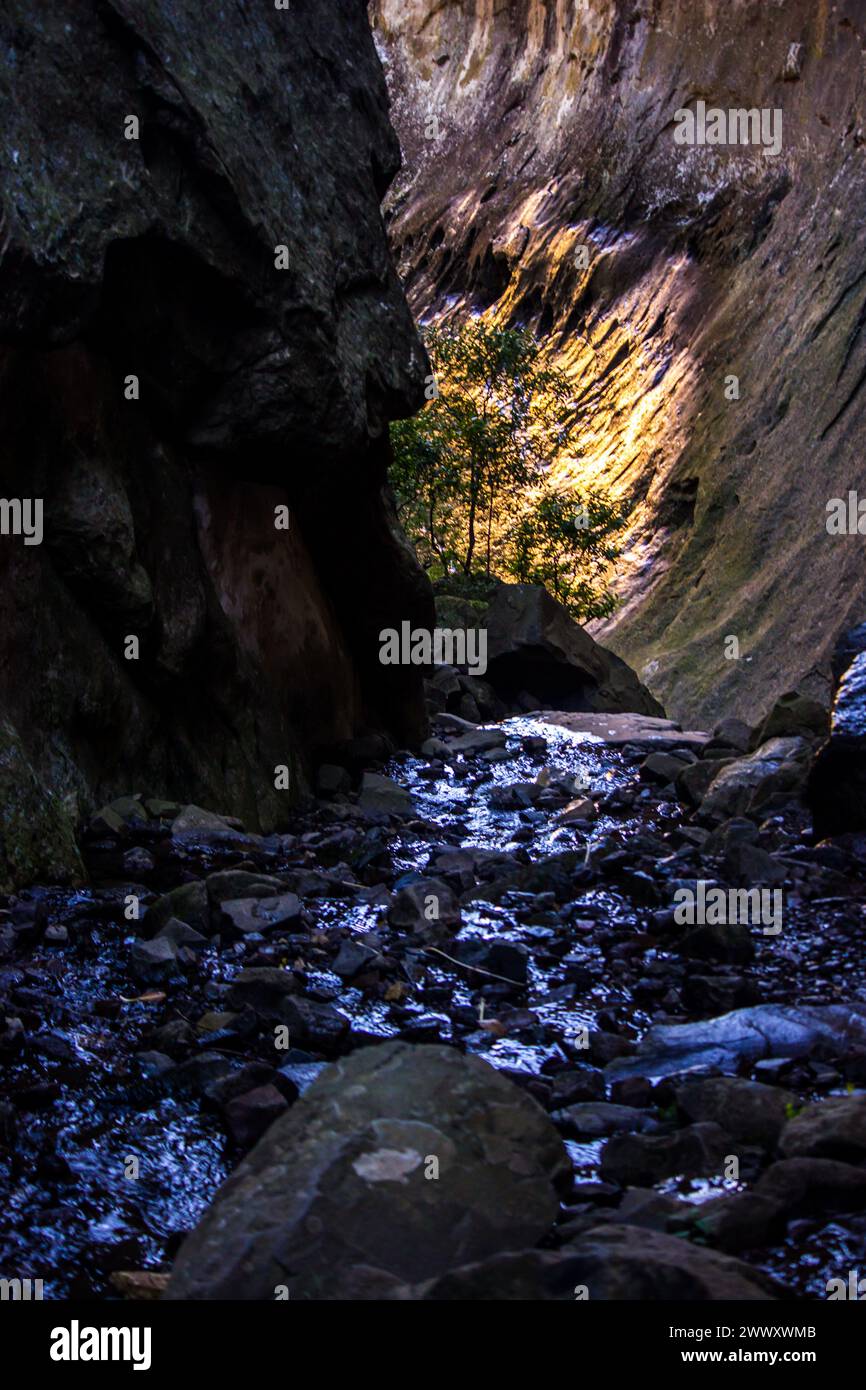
[166,1042,569,1300]
[483,585,663,716]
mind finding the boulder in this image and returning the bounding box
[701,816,760,860]
[453,937,529,985]
[172,804,235,836]
[753,1157,866,1216]
[682,973,760,1016]
[808,649,866,835]
[558,797,597,824]
[279,996,349,1053]
[219,893,302,937]
[676,758,734,806]
[712,718,753,753]
[606,1004,866,1081]
[718,841,786,887]
[538,711,708,750]
[165,1042,569,1299]
[670,1192,784,1254]
[552,1102,654,1141]
[277,1061,328,1098]
[640,751,691,785]
[699,738,811,821]
[444,727,508,756]
[410,1248,589,1301]
[144,881,211,938]
[675,1077,797,1149]
[91,797,149,835]
[404,1225,783,1299]
[332,939,382,979]
[155,917,208,953]
[358,774,415,818]
[224,1085,289,1149]
[225,967,297,1019]
[672,1159,866,1255]
[388,878,461,933]
[482,585,663,716]
[778,1096,866,1163]
[552,1225,782,1299]
[600,1121,729,1186]
[130,936,177,983]
[753,692,828,746]
[205,871,285,906]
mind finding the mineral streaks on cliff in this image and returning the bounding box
[0,0,432,886]
[372,0,866,725]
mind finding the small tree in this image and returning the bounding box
[390,320,625,620]
[503,485,625,620]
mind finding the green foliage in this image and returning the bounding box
[505,486,625,620]
[390,319,625,621]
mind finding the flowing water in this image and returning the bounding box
[1,717,864,1298]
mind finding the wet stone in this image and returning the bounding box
[4,708,866,1298]
[219,893,302,937]
[130,936,178,982]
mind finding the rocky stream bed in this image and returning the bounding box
[2,709,866,1300]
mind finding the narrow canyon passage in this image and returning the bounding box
[2,0,866,1336]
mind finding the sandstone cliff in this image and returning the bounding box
[0,0,433,887]
[371,0,866,726]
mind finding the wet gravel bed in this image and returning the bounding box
[1,716,865,1298]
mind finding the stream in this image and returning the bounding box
[1,715,864,1299]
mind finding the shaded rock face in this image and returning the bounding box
[166,1041,569,1300]
[0,0,433,886]
[484,584,664,715]
[371,0,866,726]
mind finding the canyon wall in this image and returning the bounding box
[371,0,866,726]
[0,0,433,888]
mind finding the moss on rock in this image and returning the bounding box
[0,718,84,891]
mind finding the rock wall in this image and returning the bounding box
[371,0,866,726]
[0,0,434,887]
